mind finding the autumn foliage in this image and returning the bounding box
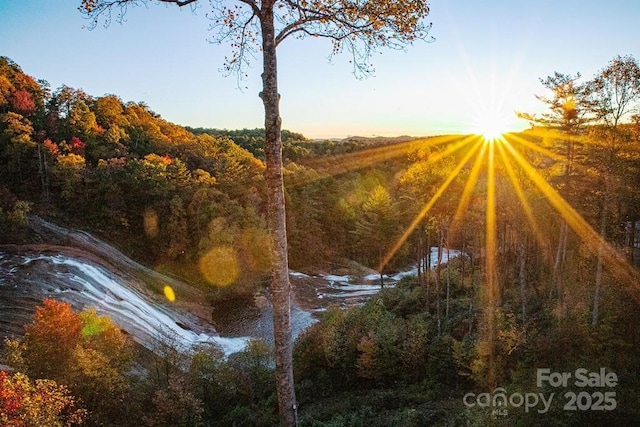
[23,299,83,381]
[0,371,86,426]
[5,299,134,425]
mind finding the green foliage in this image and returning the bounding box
[181,340,278,426]
[187,127,307,160]
[142,377,204,427]
[297,386,440,426]
[294,283,469,399]
[3,54,640,425]
[0,186,30,240]
[51,153,85,202]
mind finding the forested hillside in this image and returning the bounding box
[0,55,461,298]
[2,55,640,425]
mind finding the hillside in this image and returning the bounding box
[2,56,640,425]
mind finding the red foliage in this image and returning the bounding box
[69,136,86,155]
[10,90,36,115]
[0,371,22,417]
[0,370,86,425]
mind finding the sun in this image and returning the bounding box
[471,110,510,142]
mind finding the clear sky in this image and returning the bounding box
[1,0,639,139]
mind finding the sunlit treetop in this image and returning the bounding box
[79,0,433,77]
[517,72,593,134]
[588,55,640,127]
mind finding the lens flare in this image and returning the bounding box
[163,285,176,302]
[199,246,240,287]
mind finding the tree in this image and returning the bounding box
[80,1,432,424]
[21,299,83,382]
[354,185,399,281]
[585,55,640,326]
[51,153,86,204]
[0,186,30,239]
[4,300,135,426]
[143,377,205,427]
[0,371,87,426]
[73,308,135,426]
[517,72,592,310]
[166,195,189,260]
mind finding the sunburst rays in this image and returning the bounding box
[292,128,639,303]
[372,131,640,304]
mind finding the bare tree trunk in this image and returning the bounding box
[260,7,297,425]
[468,249,474,335]
[435,227,443,335]
[378,247,384,288]
[552,220,568,300]
[445,237,451,321]
[36,141,50,202]
[550,136,574,311]
[592,177,611,327]
[519,239,527,323]
[460,238,466,285]
[426,226,432,272]
[417,234,422,286]
[425,227,431,313]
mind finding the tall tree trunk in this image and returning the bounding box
[519,238,527,323]
[592,176,612,327]
[259,7,297,425]
[552,217,568,299]
[460,235,467,288]
[425,227,431,313]
[379,247,384,288]
[468,249,474,335]
[435,227,443,335]
[550,143,571,314]
[445,237,451,321]
[552,138,574,311]
[36,141,50,203]
[417,234,422,286]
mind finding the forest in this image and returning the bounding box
[1,54,640,426]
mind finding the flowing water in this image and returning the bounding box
[0,217,459,355]
[0,247,249,355]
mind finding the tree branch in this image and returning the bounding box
[156,0,198,6]
[237,0,260,16]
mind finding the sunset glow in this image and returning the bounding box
[471,109,512,142]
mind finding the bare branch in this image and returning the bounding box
[80,0,433,79]
[157,0,198,5]
[205,2,260,84]
[271,0,433,77]
[237,0,260,16]
[80,0,200,28]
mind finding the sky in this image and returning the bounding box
[1,0,639,139]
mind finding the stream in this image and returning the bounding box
[0,217,459,356]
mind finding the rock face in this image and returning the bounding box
[1,216,460,356]
[1,216,251,354]
[0,246,249,355]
